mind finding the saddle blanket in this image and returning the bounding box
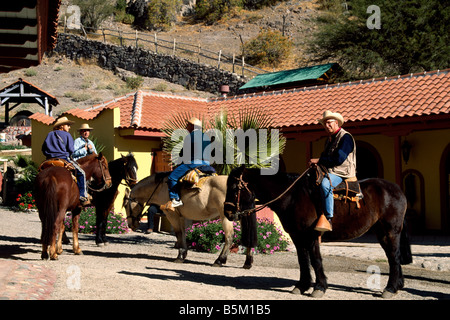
[179,166,217,190]
[333,177,363,208]
[38,158,77,183]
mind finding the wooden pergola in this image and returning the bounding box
[0,78,58,125]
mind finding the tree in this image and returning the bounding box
[73,0,114,32]
[126,0,149,30]
[308,0,450,79]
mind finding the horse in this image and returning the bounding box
[224,165,413,298]
[91,153,138,246]
[35,153,112,260]
[123,172,256,268]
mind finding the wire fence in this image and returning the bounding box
[60,21,267,79]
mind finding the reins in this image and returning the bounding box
[88,157,112,192]
[231,167,311,218]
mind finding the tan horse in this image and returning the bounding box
[123,172,254,268]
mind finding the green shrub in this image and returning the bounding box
[16,192,36,211]
[147,0,181,31]
[194,0,243,24]
[126,76,144,90]
[185,218,289,254]
[242,29,293,67]
[24,68,37,77]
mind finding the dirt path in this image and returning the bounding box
[1,209,449,303]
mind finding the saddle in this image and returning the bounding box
[179,165,217,190]
[38,158,77,182]
[332,177,363,208]
[314,164,363,208]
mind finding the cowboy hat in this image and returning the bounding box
[53,116,75,129]
[78,123,94,131]
[318,110,344,127]
[186,117,202,127]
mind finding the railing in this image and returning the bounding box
[60,22,267,79]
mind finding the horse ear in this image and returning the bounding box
[121,153,124,158]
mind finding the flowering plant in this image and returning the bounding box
[64,207,130,234]
[16,192,37,211]
[185,218,289,254]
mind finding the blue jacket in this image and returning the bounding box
[42,130,74,160]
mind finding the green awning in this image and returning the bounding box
[239,63,338,90]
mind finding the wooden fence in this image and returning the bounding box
[61,22,267,79]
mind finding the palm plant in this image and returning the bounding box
[161,107,286,175]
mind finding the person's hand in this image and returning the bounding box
[309,158,319,167]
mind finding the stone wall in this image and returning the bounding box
[54,33,247,95]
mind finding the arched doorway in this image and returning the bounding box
[356,141,383,179]
[440,144,450,233]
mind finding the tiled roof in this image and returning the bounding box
[210,69,450,128]
[30,69,450,131]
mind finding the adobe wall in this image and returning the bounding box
[54,33,247,95]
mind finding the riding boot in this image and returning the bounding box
[315,214,332,232]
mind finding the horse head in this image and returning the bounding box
[224,165,256,221]
[123,187,143,231]
[78,153,112,192]
[121,152,138,187]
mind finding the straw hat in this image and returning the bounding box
[318,110,344,127]
[78,123,94,131]
[53,116,75,129]
[187,117,202,127]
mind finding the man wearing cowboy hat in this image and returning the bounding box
[309,110,357,232]
[73,123,97,161]
[42,117,91,206]
[161,117,212,211]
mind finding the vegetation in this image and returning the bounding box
[309,0,450,79]
[64,207,130,234]
[73,0,115,31]
[242,29,293,68]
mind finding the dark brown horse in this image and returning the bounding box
[92,153,138,246]
[224,166,412,298]
[35,153,112,260]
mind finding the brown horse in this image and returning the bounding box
[35,153,112,260]
[92,153,138,246]
[224,166,412,298]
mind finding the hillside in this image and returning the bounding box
[0,0,321,119]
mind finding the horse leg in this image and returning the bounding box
[48,225,58,260]
[72,208,83,255]
[213,218,234,267]
[243,247,254,269]
[309,237,328,298]
[165,212,187,263]
[373,222,404,298]
[56,220,65,255]
[291,236,313,295]
[96,212,108,246]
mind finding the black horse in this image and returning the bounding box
[91,153,138,245]
[224,166,412,298]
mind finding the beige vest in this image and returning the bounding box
[324,128,356,179]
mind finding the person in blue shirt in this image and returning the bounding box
[161,117,211,211]
[73,123,97,161]
[41,117,91,206]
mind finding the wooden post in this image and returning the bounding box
[172,38,176,56]
[101,28,106,42]
[218,50,222,68]
[135,30,138,48]
[197,44,201,63]
[242,56,245,77]
[154,33,158,53]
[232,53,235,73]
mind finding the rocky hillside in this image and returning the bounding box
[0,0,321,119]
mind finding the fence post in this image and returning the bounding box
[154,33,158,53]
[172,38,176,56]
[232,53,235,73]
[217,50,222,69]
[242,56,245,77]
[197,44,201,63]
[101,27,106,42]
[135,30,138,48]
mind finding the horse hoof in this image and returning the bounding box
[243,264,252,269]
[290,287,301,295]
[212,263,222,268]
[381,289,396,299]
[174,258,185,263]
[311,289,325,298]
[96,243,105,247]
[50,255,58,260]
[74,251,83,255]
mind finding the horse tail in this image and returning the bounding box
[38,176,59,249]
[400,219,413,265]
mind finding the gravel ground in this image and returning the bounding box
[1,208,449,303]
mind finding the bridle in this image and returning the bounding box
[88,157,112,192]
[225,167,310,219]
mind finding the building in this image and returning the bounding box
[30,69,450,233]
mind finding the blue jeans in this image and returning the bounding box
[167,162,209,200]
[319,173,343,218]
[67,158,88,199]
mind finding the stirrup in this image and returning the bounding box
[314,214,332,232]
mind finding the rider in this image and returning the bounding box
[309,111,357,232]
[72,123,97,160]
[41,116,91,206]
[161,117,211,211]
